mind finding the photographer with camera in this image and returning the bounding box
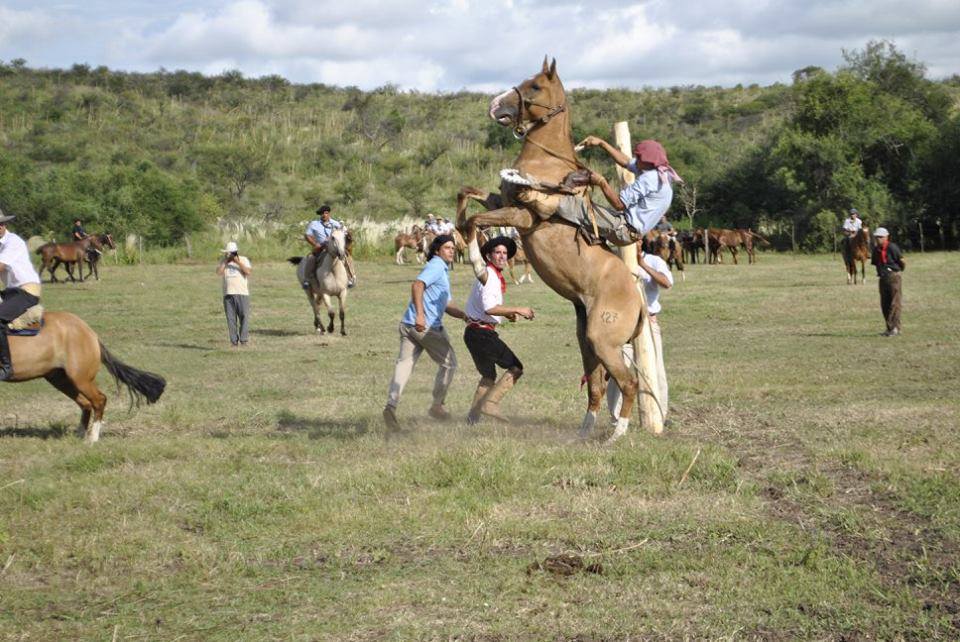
[216,241,252,347]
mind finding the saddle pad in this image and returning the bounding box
[8,318,44,336]
[8,304,44,334]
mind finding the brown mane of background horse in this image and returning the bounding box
[5,312,165,442]
[456,58,647,436]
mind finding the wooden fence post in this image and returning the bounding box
[613,121,664,435]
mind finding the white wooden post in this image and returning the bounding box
[613,122,664,434]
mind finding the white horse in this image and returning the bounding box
[289,228,350,336]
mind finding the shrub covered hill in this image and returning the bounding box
[1,41,958,253]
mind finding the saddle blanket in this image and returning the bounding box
[8,317,44,336]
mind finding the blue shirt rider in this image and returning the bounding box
[302,205,356,288]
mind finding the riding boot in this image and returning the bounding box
[479,370,519,422]
[466,377,495,425]
[0,323,13,381]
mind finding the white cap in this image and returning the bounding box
[223,241,239,253]
[873,227,889,237]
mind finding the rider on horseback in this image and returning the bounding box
[561,138,682,246]
[0,210,43,381]
[302,205,356,289]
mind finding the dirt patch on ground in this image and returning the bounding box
[526,553,603,577]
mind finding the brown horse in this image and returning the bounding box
[707,228,744,264]
[457,58,652,439]
[394,226,426,265]
[83,233,118,280]
[507,237,534,285]
[648,232,685,280]
[842,227,871,284]
[36,235,106,283]
[3,311,165,442]
[735,229,769,264]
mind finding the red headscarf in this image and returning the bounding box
[634,139,683,185]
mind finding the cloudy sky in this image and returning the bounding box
[1,0,958,91]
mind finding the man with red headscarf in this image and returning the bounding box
[575,137,683,242]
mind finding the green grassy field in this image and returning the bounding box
[2,252,959,640]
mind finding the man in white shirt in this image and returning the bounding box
[216,241,252,347]
[842,209,863,237]
[607,248,673,431]
[0,211,43,380]
[462,235,535,424]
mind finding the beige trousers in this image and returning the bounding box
[386,322,458,409]
[606,315,668,419]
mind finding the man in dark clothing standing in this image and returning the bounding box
[870,227,905,337]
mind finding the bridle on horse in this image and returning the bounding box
[510,86,566,139]
[509,85,584,173]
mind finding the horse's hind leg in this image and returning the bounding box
[573,303,604,440]
[588,318,641,443]
[44,370,98,441]
[337,294,347,336]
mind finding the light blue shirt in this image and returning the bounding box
[401,256,451,329]
[619,160,674,235]
[305,218,343,244]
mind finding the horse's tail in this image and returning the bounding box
[287,257,303,265]
[99,342,166,407]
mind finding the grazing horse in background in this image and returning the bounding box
[394,225,425,265]
[842,227,871,284]
[289,228,350,336]
[0,308,165,443]
[507,237,534,285]
[708,228,745,264]
[651,232,685,281]
[680,229,704,264]
[735,229,770,264]
[452,229,468,263]
[457,58,653,440]
[36,235,106,283]
[83,233,118,280]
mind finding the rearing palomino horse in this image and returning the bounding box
[288,228,350,336]
[456,58,649,440]
[1,310,166,442]
[842,228,870,284]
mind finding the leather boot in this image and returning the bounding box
[479,370,518,422]
[466,378,495,425]
[0,324,13,381]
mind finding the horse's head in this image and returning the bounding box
[327,228,347,260]
[489,57,566,138]
[100,233,117,249]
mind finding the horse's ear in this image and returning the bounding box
[542,56,550,74]
[548,58,557,80]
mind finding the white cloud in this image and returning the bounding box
[1,0,958,88]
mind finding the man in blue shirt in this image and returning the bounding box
[303,205,356,288]
[383,234,466,433]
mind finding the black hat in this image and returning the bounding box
[427,234,455,260]
[481,235,517,260]
[316,204,331,215]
